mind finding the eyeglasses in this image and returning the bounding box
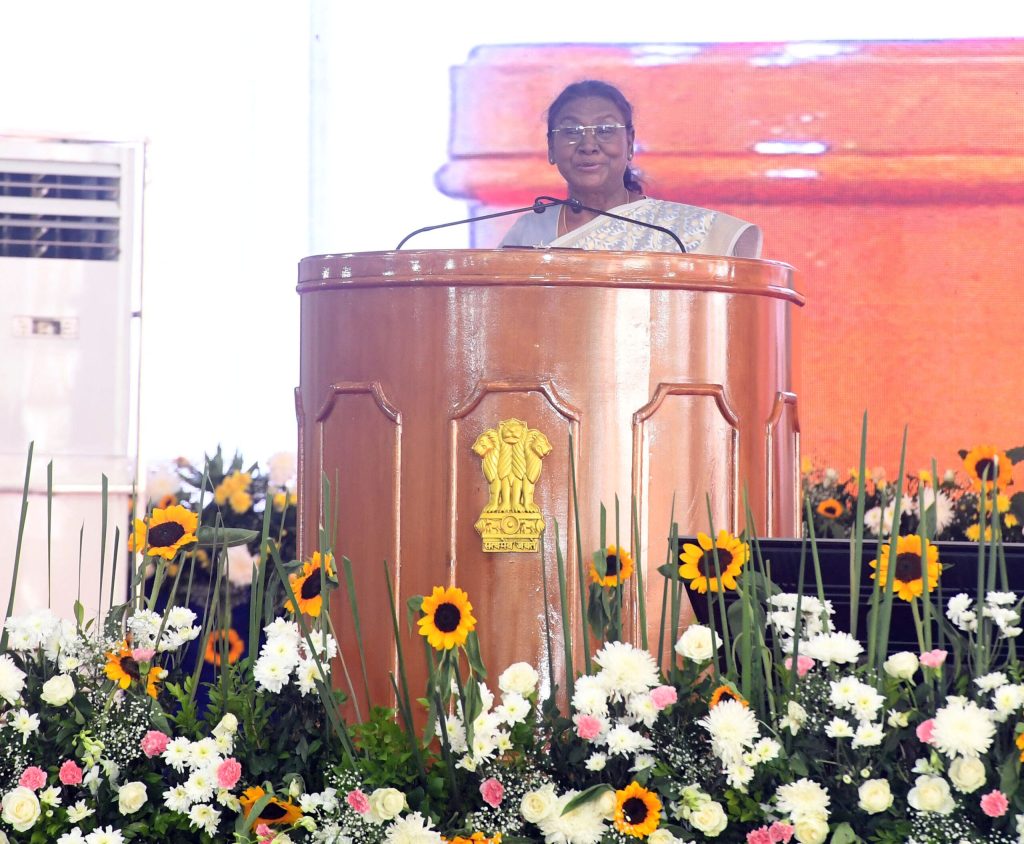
[549,123,629,145]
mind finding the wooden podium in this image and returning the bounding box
[296,248,802,710]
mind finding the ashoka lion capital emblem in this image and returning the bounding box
[472,418,552,553]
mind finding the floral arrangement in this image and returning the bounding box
[4,443,1024,843]
[803,444,1024,542]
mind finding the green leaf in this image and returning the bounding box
[999,748,1020,795]
[463,630,487,678]
[830,822,860,844]
[561,784,612,815]
[195,526,258,547]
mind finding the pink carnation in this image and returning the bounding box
[919,649,948,668]
[217,757,242,789]
[18,766,46,791]
[140,730,170,757]
[480,777,504,808]
[768,822,795,843]
[784,655,815,677]
[981,789,1009,818]
[575,714,603,740]
[650,685,678,710]
[132,647,156,663]
[59,759,83,786]
[916,718,935,744]
[746,827,772,844]
[255,824,274,844]
[347,788,370,814]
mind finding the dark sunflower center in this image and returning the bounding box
[605,554,620,576]
[120,656,141,681]
[698,549,733,577]
[300,573,323,600]
[258,802,288,821]
[974,458,997,480]
[623,796,649,825]
[148,521,186,548]
[894,552,923,582]
[434,602,462,633]
[823,503,840,517]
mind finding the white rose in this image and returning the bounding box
[689,800,728,836]
[1,787,41,832]
[948,757,986,793]
[907,775,955,814]
[794,815,829,844]
[520,784,557,824]
[882,651,919,680]
[595,789,617,819]
[647,830,682,844]
[857,779,893,814]
[213,712,239,737]
[498,662,539,697]
[40,674,76,707]
[118,781,148,814]
[675,624,719,662]
[368,787,406,822]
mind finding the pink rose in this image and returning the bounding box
[650,685,678,710]
[217,757,242,789]
[919,649,948,668]
[59,759,83,786]
[981,789,1009,817]
[140,730,170,758]
[916,718,935,744]
[784,655,815,677]
[575,714,603,740]
[768,822,795,843]
[18,766,46,791]
[132,647,156,663]
[480,777,504,808]
[747,827,772,844]
[346,788,370,814]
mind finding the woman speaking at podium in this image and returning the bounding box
[500,80,762,258]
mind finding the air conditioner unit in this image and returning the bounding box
[0,136,144,620]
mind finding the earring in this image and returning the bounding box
[627,151,634,160]
[548,156,554,164]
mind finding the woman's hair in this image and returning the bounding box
[546,80,643,193]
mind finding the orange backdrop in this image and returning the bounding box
[436,40,1024,480]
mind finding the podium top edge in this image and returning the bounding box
[296,249,803,306]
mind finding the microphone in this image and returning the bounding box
[395,197,561,250]
[552,197,687,253]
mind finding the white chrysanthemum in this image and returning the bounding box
[306,632,339,661]
[850,687,886,721]
[700,699,760,762]
[495,692,530,724]
[162,738,192,773]
[184,770,216,804]
[267,451,298,487]
[253,656,292,693]
[166,606,198,628]
[187,803,221,836]
[126,610,162,648]
[829,676,861,707]
[626,692,660,728]
[915,487,955,532]
[261,636,300,666]
[10,708,40,741]
[803,632,863,665]
[851,722,884,748]
[986,591,1017,606]
[824,717,854,738]
[498,662,539,696]
[993,684,1024,717]
[67,800,95,823]
[86,827,125,844]
[947,592,972,618]
[930,700,996,758]
[585,753,607,771]
[296,658,323,696]
[383,811,444,844]
[264,617,301,644]
[163,784,192,813]
[593,641,659,699]
[775,778,830,821]
[605,723,652,756]
[975,672,1009,692]
[571,674,609,716]
[0,654,27,704]
[779,700,807,735]
[536,790,607,844]
[188,738,220,770]
[753,737,781,762]
[727,762,755,790]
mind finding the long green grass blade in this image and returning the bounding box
[553,520,575,699]
[1,443,33,651]
[850,413,869,639]
[631,497,647,651]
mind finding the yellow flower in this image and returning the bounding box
[983,494,1011,515]
[678,530,748,593]
[589,546,634,587]
[273,490,298,512]
[801,456,814,475]
[129,505,198,560]
[417,586,476,650]
[449,834,502,844]
[869,535,941,602]
[614,782,662,838]
[816,498,844,519]
[918,469,933,486]
[240,786,302,826]
[228,489,252,514]
[709,684,748,708]
[963,445,1012,492]
[284,552,335,617]
[205,628,245,666]
[966,523,993,542]
[1016,730,1024,762]
[104,643,161,698]
[1007,514,1019,528]
[214,470,252,506]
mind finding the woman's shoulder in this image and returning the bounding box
[499,207,558,247]
[642,199,762,258]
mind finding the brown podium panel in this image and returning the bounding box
[296,249,802,710]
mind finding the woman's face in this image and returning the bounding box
[548,95,635,200]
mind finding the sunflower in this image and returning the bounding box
[240,786,302,826]
[156,493,178,509]
[284,552,335,617]
[709,684,748,708]
[129,505,199,560]
[869,534,941,602]
[963,445,1012,492]
[104,643,162,698]
[1016,730,1024,762]
[417,586,477,650]
[678,530,748,593]
[589,546,635,587]
[613,781,662,838]
[816,498,844,519]
[449,834,502,844]
[204,628,245,666]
